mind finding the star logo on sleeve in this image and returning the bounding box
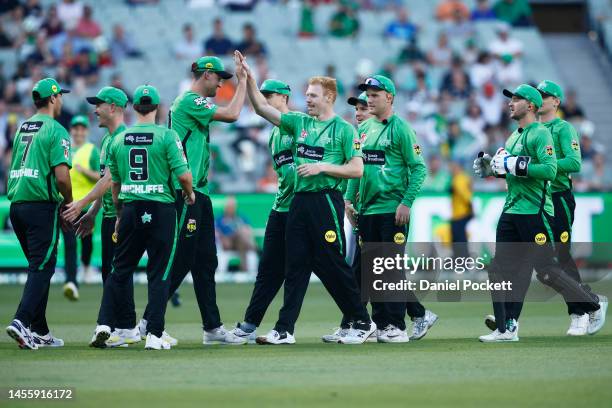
[141,212,152,224]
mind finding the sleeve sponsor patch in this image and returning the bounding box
[413,144,422,155]
[20,121,43,133]
[353,133,367,150]
[571,140,579,151]
[124,133,154,145]
[545,145,554,156]
[194,96,213,109]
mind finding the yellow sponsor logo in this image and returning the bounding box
[358,236,363,247]
[112,232,118,243]
[51,84,58,93]
[560,231,569,243]
[393,232,406,244]
[535,233,547,245]
[325,230,337,243]
[571,140,579,151]
[186,219,197,233]
[205,62,214,69]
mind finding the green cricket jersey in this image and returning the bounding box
[503,122,557,216]
[7,113,71,204]
[279,112,360,193]
[268,122,300,212]
[542,117,581,193]
[169,91,218,195]
[345,114,427,215]
[99,123,126,218]
[108,123,189,204]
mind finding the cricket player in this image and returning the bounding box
[240,54,376,345]
[474,84,605,342]
[90,85,194,350]
[61,115,99,300]
[229,79,300,342]
[343,75,437,343]
[139,53,248,345]
[6,77,72,349]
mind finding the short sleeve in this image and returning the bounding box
[185,95,218,126]
[108,140,120,183]
[89,145,100,172]
[50,124,72,168]
[340,122,361,161]
[279,112,302,136]
[166,129,189,177]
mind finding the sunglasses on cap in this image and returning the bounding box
[364,77,383,88]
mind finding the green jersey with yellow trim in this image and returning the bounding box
[108,123,189,204]
[345,114,427,215]
[99,123,126,218]
[542,117,581,193]
[279,112,361,193]
[8,113,72,203]
[503,122,557,216]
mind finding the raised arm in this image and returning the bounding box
[241,53,281,126]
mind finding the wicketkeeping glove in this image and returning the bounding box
[491,147,530,177]
[473,151,494,178]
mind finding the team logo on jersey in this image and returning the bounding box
[299,129,308,141]
[61,139,70,159]
[560,231,569,243]
[353,133,366,150]
[324,230,337,243]
[142,88,149,95]
[413,144,422,155]
[281,135,293,147]
[20,121,42,132]
[141,212,153,224]
[535,233,547,245]
[186,219,197,233]
[194,96,206,106]
[571,140,579,151]
[393,232,406,244]
[545,145,554,156]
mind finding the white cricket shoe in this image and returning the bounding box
[588,295,608,335]
[6,319,38,350]
[479,319,519,342]
[145,333,171,350]
[162,331,178,346]
[229,324,257,344]
[203,325,247,345]
[377,325,409,343]
[63,282,79,301]
[409,310,439,340]
[567,314,589,336]
[255,329,296,345]
[338,321,377,344]
[321,327,349,343]
[32,331,64,347]
[106,328,141,347]
[367,330,380,342]
[137,318,147,340]
[89,325,111,348]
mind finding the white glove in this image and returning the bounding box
[473,152,493,178]
[491,147,530,177]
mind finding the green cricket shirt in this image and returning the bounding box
[541,117,581,193]
[344,114,427,215]
[99,123,126,218]
[169,91,218,195]
[503,122,557,216]
[268,121,300,212]
[8,113,72,204]
[108,123,189,204]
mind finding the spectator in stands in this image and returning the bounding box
[219,0,257,12]
[428,32,453,67]
[70,49,98,86]
[445,7,475,39]
[495,53,522,89]
[575,134,606,191]
[422,155,450,191]
[471,0,496,21]
[444,120,480,162]
[2,5,24,46]
[0,22,11,47]
[449,160,473,258]
[470,51,495,88]
[384,7,418,41]
[493,0,533,27]
[397,37,426,65]
[59,40,76,69]
[110,72,132,100]
[216,196,257,272]
[174,23,201,60]
[488,23,523,59]
[477,81,504,127]
[126,0,159,5]
[463,37,479,65]
[329,3,360,38]
[561,89,585,121]
[299,0,316,38]
[24,32,55,67]
[74,5,101,38]
[236,23,267,57]
[110,24,142,63]
[204,18,233,56]
[23,0,42,17]
[57,0,83,31]
[436,0,469,22]
[409,68,438,106]
[440,56,472,99]
[41,5,63,38]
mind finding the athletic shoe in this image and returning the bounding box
[63,282,79,301]
[338,321,377,344]
[588,295,608,335]
[409,310,439,340]
[229,323,257,344]
[203,325,247,345]
[89,325,111,348]
[82,265,96,284]
[377,325,409,343]
[567,313,589,336]
[484,314,496,331]
[145,333,171,350]
[32,331,64,347]
[106,328,141,347]
[162,331,178,346]
[479,319,519,342]
[255,330,296,345]
[137,318,147,340]
[6,319,37,350]
[367,330,380,342]
[321,327,349,343]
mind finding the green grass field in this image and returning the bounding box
[0,283,611,408]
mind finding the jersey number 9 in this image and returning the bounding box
[129,148,149,181]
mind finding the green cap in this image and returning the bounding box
[133,85,160,105]
[32,77,70,101]
[347,92,368,106]
[70,115,89,128]
[260,79,291,96]
[86,86,128,108]
[537,80,564,103]
[192,56,233,79]
[503,84,543,109]
[358,74,396,96]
